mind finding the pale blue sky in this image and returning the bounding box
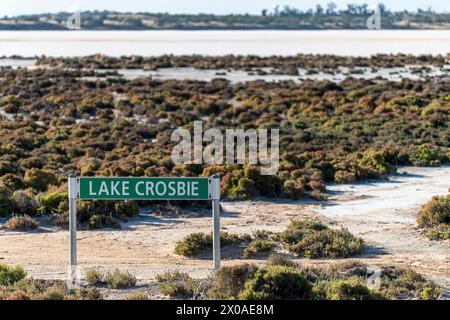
[1,0,448,17]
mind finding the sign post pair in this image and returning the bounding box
[68,175,221,285]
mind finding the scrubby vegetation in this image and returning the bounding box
[277,220,365,258]
[156,270,211,299]
[104,270,137,289]
[417,194,450,240]
[156,260,443,300]
[37,53,449,70]
[0,279,103,300]
[2,215,38,231]
[175,219,364,259]
[240,266,313,300]
[127,292,149,300]
[84,269,137,289]
[174,232,250,257]
[0,264,102,300]
[0,264,27,286]
[0,54,448,226]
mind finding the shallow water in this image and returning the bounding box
[0,30,449,57]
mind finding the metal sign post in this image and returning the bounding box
[67,175,79,287]
[210,175,221,270]
[67,175,221,285]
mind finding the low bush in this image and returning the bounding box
[77,200,139,226]
[209,264,258,299]
[6,278,102,300]
[266,254,297,268]
[417,195,450,227]
[127,292,149,300]
[410,144,446,167]
[313,277,385,300]
[104,270,136,289]
[154,262,444,300]
[37,192,68,216]
[243,239,275,258]
[0,185,13,217]
[156,271,202,298]
[379,267,443,300]
[84,269,105,286]
[277,220,328,245]
[0,264,27,286]
[240,266,313,300]
[176,220,364,260]
[287,228,365,258]
[423,224,450,241]
[174,232,246,257]
[70,287,103,300]
[12,189,37,215]
[114,201,140,217]
[88,215,121,229]
[278,220,365,258]
[417,195,450,240]
[0,289,30,300]
[24,168,58,192]
[0,174,24,191]
[3,215,38,231]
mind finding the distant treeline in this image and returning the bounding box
[0,3,449,30]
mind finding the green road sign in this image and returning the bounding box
[67,175,221,278]
[76,177,211,200]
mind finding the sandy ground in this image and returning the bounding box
[0,166,449,298]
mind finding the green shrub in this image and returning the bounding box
[334,170,356,184]
[283,180,304,199]
[424,224,450,241]
[240,266,313,300]
[104,270,136,289]
[156,271,198,297]
[41,286,66,300]
[76,200,137,227]
[288,228,365,258]
[209,264,258,299]
[0,264,27,286]
[243,239,275,258]
[84,269,105,286]
[266,254,297,268]
[174,232,244,257]
[410,144,445,166]
[71,287,103,300]
[127,292,149,300]
[234,178,257,199]
[12,189,37,215]
[380,267,443,300]
[11,279,64,300]
[277,220,327,244]
[278,220,365,258]
[3,215,38,231]
[88,215,103,229]
[417,195,450,228]
[37,192,68,215]
[420,287,443,300]
[174,233,211,257]
[114,201,140,217]
[0,289,30,300]
[360,151,393,176]
[313,277,384,300]
[0,185,13,217]
[0,174,24,191]
[24,169,58,192]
